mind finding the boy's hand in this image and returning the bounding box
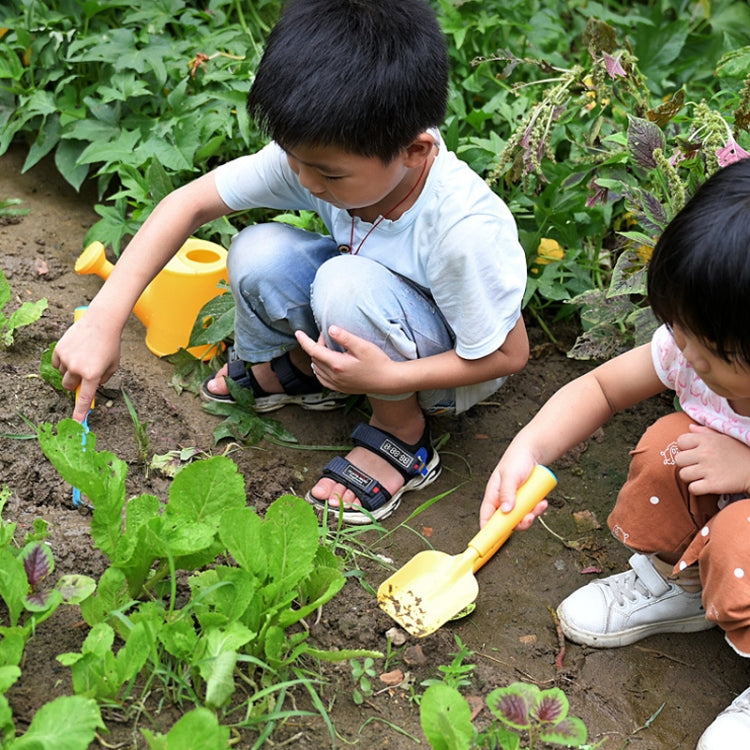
[676,424,750,497]
[295,325,395,394]
[52,315,122,421]
[480,457,548,529]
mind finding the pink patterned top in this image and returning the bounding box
[651,324,750,447]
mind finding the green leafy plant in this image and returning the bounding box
[0,486,95,636]
[0,0,280,252]
[350,657,377,706]
[0,268,47,348]
[478,13,750,357]
[37,419,381,742]
[0,486,102,750]
[421,635,476,691]
[420,681,593,750]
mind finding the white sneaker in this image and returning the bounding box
[557,553,714,647]
[697,686,750,749]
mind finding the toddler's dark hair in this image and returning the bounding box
[247,0,449,162]
[648,157,750,363]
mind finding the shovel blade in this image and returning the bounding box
[377,548,478,637]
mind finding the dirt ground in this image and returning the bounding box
[1,143,748,750]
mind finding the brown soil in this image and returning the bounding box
[1,144,746,749]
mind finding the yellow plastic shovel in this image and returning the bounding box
[377,465,557,637]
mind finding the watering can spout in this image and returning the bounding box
[75,239,229,360]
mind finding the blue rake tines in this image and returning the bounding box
[71,409,92,508]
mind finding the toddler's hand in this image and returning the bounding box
[676,423,750,496]
[480,457,547,529]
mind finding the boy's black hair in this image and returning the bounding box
[247,0,449,162]
[648,157,750,363]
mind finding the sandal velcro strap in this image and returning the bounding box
[270,352,321,395]
[321,456,391,512]
[350,423,432,482]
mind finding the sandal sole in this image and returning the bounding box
[200,378,348,412]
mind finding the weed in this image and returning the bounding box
[0,267,47,348]
[350,657,377,706]
[421,635,476,692]
[121,389,150,466]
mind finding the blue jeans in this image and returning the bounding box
[226,222,456,410]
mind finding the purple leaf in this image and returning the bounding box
[603,52,627,78]
[627,116,665,169]
[487,683,538,729]
[541,715,589,745]
[532,688,568,724]
[21,543,53,588]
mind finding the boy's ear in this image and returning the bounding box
[403,133,436,166]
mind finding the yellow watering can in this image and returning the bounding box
[75,238,229,360]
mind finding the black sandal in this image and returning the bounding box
[305,422,442,524]
[200,346,348,413]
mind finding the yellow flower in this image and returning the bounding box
[635,244,654,263]
[535,238,565,265]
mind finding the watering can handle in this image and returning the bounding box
[468,465,557,573]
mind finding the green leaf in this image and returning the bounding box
[79,567,132,627]
[76,129,141,167]
[54,140,90,191]
[166,455,246,526]
[419,684,474,750]
[141,707,230,750]
[39,343,64,391]
[38,420,128,556]
[218,507,266,577]
[55,574,96,605]
[10,695,103,750]
[541,715,588,746]
[188,291,235,347]
[261,496,320,599]
[0,548,29,627]
[0,665,21,694]
[4,298,47,345]
[147,157,173,203]
[199,623,254,708]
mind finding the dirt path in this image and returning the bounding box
[1,144,745,749]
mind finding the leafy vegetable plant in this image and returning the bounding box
[37,419,380,742]
[420,680,593,750]
[0,486,102,750]
[0,268,47,348]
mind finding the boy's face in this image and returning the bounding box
[285,143,414,217]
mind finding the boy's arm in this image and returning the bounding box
[53,172,232,420]
[479,343,666,527]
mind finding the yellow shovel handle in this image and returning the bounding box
[469,465,557,573]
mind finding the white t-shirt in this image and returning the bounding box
[214,134,527,413]
[651,324,750,446]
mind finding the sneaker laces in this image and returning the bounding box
[603,569,653,606]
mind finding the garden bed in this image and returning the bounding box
[1,144,746,748]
